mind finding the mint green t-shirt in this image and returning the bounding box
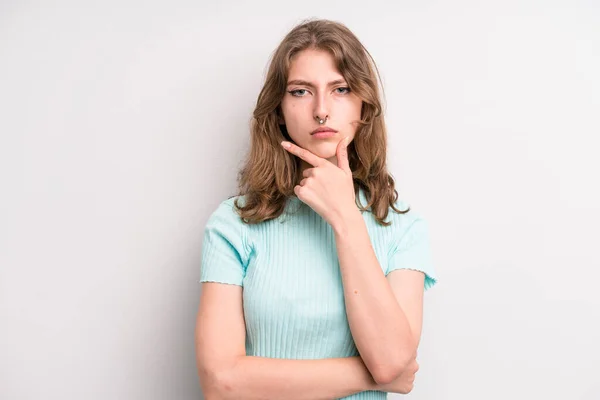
[199,188,437,399]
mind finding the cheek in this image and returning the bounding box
[283,103,308,126]
[334,97,361,116]
[280,104,306,141]
[351,98,363,116]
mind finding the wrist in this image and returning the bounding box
[331,207,363,237]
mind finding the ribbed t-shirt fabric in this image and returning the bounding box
[199,188,437,399]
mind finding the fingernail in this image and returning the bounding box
[281,141,291,149]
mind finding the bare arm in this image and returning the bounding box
[277,133,431,389]
[331,211,424,385]
[213,355,376,400]
[195,282,379,400]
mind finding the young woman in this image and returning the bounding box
[195,18,437,399]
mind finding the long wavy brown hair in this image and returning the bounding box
[232,18,409,226]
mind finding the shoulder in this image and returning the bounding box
[204,194,252,246]
[200,195,253,285]
[208,194,248,223]
[388,197,426,226]
[383,198,437,289]
[360,196,430,253]
[361,191,426,230]
[203,194,253,263]
[387,198,430,241]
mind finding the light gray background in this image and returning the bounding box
[1,1,599,399]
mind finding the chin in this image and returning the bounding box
[306,142,337,159]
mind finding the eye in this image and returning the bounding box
[288,89,308,97]
[335,87,351,94]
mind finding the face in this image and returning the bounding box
[279,48,362,168]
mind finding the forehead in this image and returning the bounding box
[288,48,343,80]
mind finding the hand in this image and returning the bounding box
[376,358,419,394]
[280,137,357,227]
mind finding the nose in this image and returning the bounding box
[313,90,331,122]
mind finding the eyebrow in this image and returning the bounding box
[286,79,347,88]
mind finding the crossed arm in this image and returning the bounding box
[195,210,426,400]
[195,282,378,400]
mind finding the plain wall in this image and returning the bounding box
[1,0,599,399]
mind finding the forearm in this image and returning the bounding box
[205,355,377,400]
[332,210,416,382]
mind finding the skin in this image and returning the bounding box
[279,48,426,385]
[280,138,424,384]
[279,48,363,181]
[194,47,426,399]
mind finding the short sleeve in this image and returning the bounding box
[199,200,250,286]
[386,218,437,291]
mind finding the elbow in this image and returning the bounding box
[371,367,402,386]
[198,365,237,400]
[370,353,417,386]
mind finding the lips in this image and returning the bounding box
[311,127,337,135]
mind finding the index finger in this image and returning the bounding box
[281,141,325,167]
